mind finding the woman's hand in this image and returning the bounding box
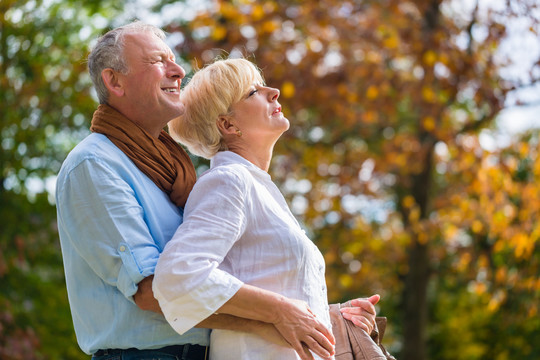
[215,284,335,360]
[339,294,380,334]
[272,298,335,360]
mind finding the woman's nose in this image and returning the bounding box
[268,87,280,101]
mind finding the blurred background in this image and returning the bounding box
[1,0,539,359]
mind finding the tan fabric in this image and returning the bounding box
[90,104,196,207]
[330,302,396,360]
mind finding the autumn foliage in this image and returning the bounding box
[168,0,540,359]
[1,0,539,359]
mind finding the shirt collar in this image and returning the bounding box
[211,151,271,181]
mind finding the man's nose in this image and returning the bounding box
[168,61,186,79]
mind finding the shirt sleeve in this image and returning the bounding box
[153,166,247,335]
[56,157,161,301]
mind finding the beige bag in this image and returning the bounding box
[329,302,396,360]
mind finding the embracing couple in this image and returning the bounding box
[56,21,382,360]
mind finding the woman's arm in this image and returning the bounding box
[216,283,335,360]
[152,167,334,359]
[137,276,334,360]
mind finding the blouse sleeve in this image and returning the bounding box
[153,165,248,335]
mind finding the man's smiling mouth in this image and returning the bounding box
[162,87,178,93]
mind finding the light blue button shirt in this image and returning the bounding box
[56,133,209,355]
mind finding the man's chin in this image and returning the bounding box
[164,104,185,121]
[174,103,186,117]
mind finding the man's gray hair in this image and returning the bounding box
[87,21,166,104]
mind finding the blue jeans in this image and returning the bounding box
[91,345,208,360]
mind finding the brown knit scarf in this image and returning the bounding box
[90,104,196,208]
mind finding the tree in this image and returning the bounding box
[0,1,123,358]
[2,0,538,358]
[166,0,540,358]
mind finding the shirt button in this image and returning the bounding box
[119,245,126,252]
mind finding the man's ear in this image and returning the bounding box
[217,115,236,135]
[102,68,125,97]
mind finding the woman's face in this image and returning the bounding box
[229,82,290,144]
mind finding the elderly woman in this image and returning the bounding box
[153,58,378,360]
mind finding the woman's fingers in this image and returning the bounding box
[315,316,336,346]
[305,328,335,359]
[300,343,315,360]
[348,297,377,316]
[275,320,335,359]
[341,311,372,333]
[273,298,335,359]
[340,296,380,333]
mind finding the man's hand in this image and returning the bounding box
[339,294,380,334]
[134,275,162,313]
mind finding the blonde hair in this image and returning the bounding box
[169,58,265,159]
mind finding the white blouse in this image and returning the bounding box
[154,151,332,360]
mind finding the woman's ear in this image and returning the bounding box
[102,68,125,97]
[217,115,237,136]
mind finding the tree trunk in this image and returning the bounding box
[402,239,430,360]
[401,140,435,360]
[400,1,442,358]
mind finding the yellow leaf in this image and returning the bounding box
[487,291,505,313]
[422,87,436,102]
[417,232,428,244]
[423,50,437,66]
[383,34,399,49]
[439,53,450,66]
[528,306,537,318]
[252,4,265,20]
[471,220,483,234]
[362,110,377,123]
[512,232,532,259]
[347,92,358,103]
[366,85,379,100]
[220,3,238,19]
[457,252,471,271]
[262,20,279,33]
[408,208,420,224]
[495,267,507,283]
[337,83,348,95]
[339,274,353,288]
[212,26,227,41]
[281,81,295,98]
[473,281,487,295]
[422,116,436,131]
[402,195,415,208]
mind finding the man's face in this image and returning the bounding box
[119,31,186,135]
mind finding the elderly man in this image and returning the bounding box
[56,21,378,360]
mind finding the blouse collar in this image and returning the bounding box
[211,151,272,181]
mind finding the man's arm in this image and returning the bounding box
[135,279,289,347]
[134,275,162,312]
[135,276,333,360]
[197,314,289,348]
